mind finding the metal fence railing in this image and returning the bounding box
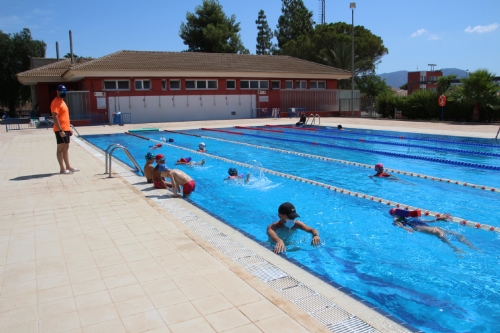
[112,112,132,125]
[70,114,106,126]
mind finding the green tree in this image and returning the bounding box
[281,23,388,76]
[179,0,248,54]
[275,0,314,50]
[455,69,500,121]
[399,83,408,90]
[436,74,457,95]
[355,74,390,97]
[64,52,78,58]
[0,28,46,116]
[255,10,273,55]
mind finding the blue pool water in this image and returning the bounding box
[84,126,500,333]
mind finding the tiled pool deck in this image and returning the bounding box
[1,117,498,333]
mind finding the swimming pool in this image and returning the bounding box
[84,125,500,333]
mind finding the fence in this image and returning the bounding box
[71,114,106,126]
[113,112,132,126]
[280,90,360,116]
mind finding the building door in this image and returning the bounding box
[108,97,116,124]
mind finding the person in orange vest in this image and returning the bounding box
[51,85,79,174]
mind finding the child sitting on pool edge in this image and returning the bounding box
[143,152,155,183]
[225,167,250,182]
[152,154,172,189]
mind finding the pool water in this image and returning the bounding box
[84,126,500,333]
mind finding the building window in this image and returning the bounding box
[429,87,437,92]
[103,80,130,90]
[161,80,166,90]
[169,80,180,90]
[285,80,293,89]
[271,81,281,89]
[240,80,269,89]
[295,81,307,89]
[310,81,326,89]
[186,80,218,90]
[135,80,151,90]
[226,80,236,89]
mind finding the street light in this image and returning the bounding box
[466,69,469,78]
[350,2,356,117]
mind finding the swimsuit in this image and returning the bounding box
[375,173,391,177]
[400,218,429,229]
[183,180,196,195]
[153,181,164,189]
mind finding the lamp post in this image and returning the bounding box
[466,69,469,78]
[350,2,356,117]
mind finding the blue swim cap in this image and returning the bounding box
[158,164,170,173]
[145,152,155,160]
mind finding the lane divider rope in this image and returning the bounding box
[164,129,499,194]
[264,125,500,158]
[129,131,500,233]
[267,124,500,149]
[201,128,500,171]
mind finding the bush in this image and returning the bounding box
[375,91,404,118]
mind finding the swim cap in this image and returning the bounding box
[199,142,206,148]
[228,168,238,176]
[389,208,396,216]
[168,138,174,142]
[155,154,165,161]
[145,152,155,160]
[337,124,343,129]
[375,163,384,170]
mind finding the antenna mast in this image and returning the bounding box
[319,0,325,24]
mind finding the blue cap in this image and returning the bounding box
[158,164,170,173]
[145,152,155,160]
[56,84,67,91]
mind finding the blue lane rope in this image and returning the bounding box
[162,130,499,194]
[205,129,500,171]
[139,131,500,233]
[282,125,500,149]
[263,126,500,158]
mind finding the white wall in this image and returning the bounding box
[107,94,256,124]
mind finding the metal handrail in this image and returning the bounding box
[307,113,317,126]
[315,114,321,126]
[495,127,500,140]
[105,143,143,177]
[70,124,80,137]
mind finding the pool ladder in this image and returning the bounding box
[105,144,143,178]
[306,114,321,126]
[70,124,80,137]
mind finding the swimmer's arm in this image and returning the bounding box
[267,223,286,253]
[169,175,179,197]
[245,173,250,183]
[294,221,321,245]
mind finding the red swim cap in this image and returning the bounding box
[389,208,396,216]
[375,163,384,169]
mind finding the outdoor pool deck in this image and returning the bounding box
[1,117,498,333]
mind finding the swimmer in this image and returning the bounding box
[390,208,477,253]
[372,163,391,178]
[152,154,172,189]
[337,124,343,130]
[198,142,206,152]
[160,167,196,198]
[161,136,166,142]
[149,143,162,150]
[225,167,250,183]
[143,152,155,183]
[175,157,206,166]
[267,202,321,254]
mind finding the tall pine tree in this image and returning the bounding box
[275,0,314,50]
[255,10,273,55]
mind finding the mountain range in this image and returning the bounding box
[377,68,468,88]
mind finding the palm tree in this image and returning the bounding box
[320,41,373,89]
[458,69,499,121]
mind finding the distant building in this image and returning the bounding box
[390,87,407,96]
[407,70,442,94]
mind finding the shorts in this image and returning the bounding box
[55,131,71,144]
[154,181,165,189]
[183,180,196,196]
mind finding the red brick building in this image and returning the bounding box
[407,70,443,94]
[17,51,354,124]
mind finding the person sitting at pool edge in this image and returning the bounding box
[267,202,321,254]
[159,166,196,198]
[152,154,172,189]
[175,157,206,166]
[225,167,250,182]
[144,152,155,183]
[390,208,477,253]
[198,142,206,152]
[296,112,306,126]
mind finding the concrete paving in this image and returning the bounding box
[1,117,498,333]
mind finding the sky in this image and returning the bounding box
[1,0,499,75]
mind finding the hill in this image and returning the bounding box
[377,68,468,88]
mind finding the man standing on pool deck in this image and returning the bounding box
[51,84,79,174]
[160,166,196,198]
[267,202,321,254]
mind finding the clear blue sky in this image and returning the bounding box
[1,0,498,75]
